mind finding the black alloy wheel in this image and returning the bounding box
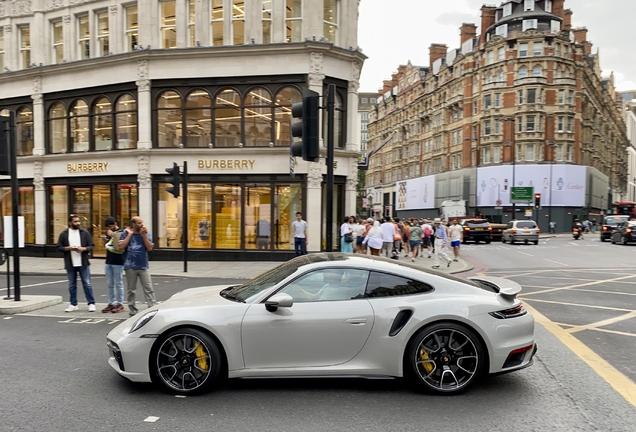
[153,328,222,395]
[406,322,485,394]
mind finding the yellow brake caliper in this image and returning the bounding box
[420,348,434,374]
[194,341,209,372]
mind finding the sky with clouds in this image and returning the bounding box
[358,0,636,93]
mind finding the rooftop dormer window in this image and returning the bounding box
[503,3,512,17]
[524,0,534,11]
[545,0,552,13]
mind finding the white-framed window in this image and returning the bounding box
[211,0,224,45]
[517,89,524,104]
[473,101,477,115]
[556,143,563,161]
[494,119,501,134]
[19,26,30,69]
[558,90,565,104]
[486,74,493,84]
[496,24,508,38]
[566,116,573,132]
[545,0,552,12]
[495,93,501,108]
[472,125,477,140]
[557,116,564,131]
[487,50,494,65]
[555,43,561,57]
[189,0,196,46]
[484,120,491,136]
[532,65,542,77]
[96,11,109,56]
[370,98,376,103]
[160,1,177,48]
[568,90,574,104]
[78,15,90,59]
[550,20,560,33]
[522,19,538,31]
[518,66,528,79]
[498,70,505,82]
[52,20,64,64]
[232,0,245,45]
[515,143,522,161]
[566,144,573,162]
[533,42,543,56]
[262,0,272,44]
[503,3,512,17]
[497,46,505,61]
[564,45,569,58]
[484,94,492,109]
[517,117,523,133]
[527,88,537,104]
[323,0,338,44]
[0,27,4,71]
[493,145,501,163]
[519,42,528,57]
[481,146,491,164]
[525,143,537,161]
[524,0,534,11]
[125,5,139,51]
[526,116,536,132]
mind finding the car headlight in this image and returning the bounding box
[130,310,158,333]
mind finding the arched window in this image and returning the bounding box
[214,88,241,147]
[244,87,272,147]
[518,66,528,79]
[498,70,505,82]
[16,107,33,156]
[274,86,301,147]
[70,100,89,152]
[486,74,493,84]
[116,94,137,149]
[157,90,182,147]
[0,109,9,116]
[532,65,542,77]
[93,97,112,151]
[185,89,211,148]
[49,103,67,154]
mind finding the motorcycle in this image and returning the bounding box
[572,227,581,240]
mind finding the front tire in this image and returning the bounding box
[152,328,222,395]
[405,322,485,394]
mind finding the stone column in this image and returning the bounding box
[138,0,154,49]
[303,0,322,41]
[3,24,14,71]
[136,59,152,150]
[31,77,45,156]
[245,0,260,44]
[109,5,120,54]
[176,0,188,48]
[33,162,47,245]
[31,10,45,66]
[305,162,323,252]
[271,0,284,43]
[197,0,210,46]
[63,15,72,62]
[345,61,361,152]
[137,155,153,233]
[345,158,357,216]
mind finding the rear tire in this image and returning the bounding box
[501,237,506,244]
[405,322,485,394]
[533,240,539,245]
[622,236,628,245]
[600,237,605,242]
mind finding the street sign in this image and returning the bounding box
[511,186,533,203]
[525,209,533,217]
[289,153,295,178]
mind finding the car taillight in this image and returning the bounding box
[489,304,527,319]
[602,226,608,231]
[627,228,632,234]
[536,228,540,233]
[464,227,470,231]
[488,226,492,231]
[512,228,517,234]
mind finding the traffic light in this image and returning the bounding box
[290,89,320,162]
[534,193,541,210]
[385,206,391,218]
[165,162,180,198]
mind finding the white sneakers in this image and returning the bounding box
[64,304,96,312]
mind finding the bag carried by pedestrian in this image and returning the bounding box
[423,224,432,238]
[106,230,125,254]
[344,232,353,243]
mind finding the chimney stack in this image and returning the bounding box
[429,43,448,70]
[552,0,565,19]
[479,6,497,45]
[572,27,588,43]
[564,9,573,31]
[460,23,477,45]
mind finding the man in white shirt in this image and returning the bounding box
[291,212,308,256]
[56,214,96,312]
[448,219,463,262]
[380,217,395,257]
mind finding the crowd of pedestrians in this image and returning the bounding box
[341,215,460,269]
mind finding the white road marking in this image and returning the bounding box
[16,280,67,288]
[517,251,534,257]
[3,317,12,319]
[175,395,186,398]
[144,416,160,423]
[543,258,569,266]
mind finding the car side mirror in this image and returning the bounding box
[265,293,294,312]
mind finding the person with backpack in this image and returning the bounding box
[422,220,433,258]
[408,221,422,262]
[101,216,125,313]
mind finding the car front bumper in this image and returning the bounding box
[106,323,155,383]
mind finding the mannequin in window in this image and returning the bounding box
[256,218,270,250]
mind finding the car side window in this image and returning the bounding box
[278,268,369,303]
[365,272,434,298]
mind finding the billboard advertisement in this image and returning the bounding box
[396,174,436,210]
[476,164,586,207]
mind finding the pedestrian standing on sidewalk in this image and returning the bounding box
[380,217,395,257]
[432,218,452,269]
[448,219,463,262]
[56,214,96,312]
[549,220,556,234]
[340,216,354,253]
[101,217,125,314]
[354,219,366,253]
[291,212,308,256]
[408,221,422,262]
[118,216,157,316]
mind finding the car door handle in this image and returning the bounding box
[345,318,368,325]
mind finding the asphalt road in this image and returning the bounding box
[1,238,636,431]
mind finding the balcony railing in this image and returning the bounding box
[514,76,548,85]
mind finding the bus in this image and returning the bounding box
[611,202,636,217]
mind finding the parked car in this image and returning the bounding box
[460,219,492,244]
[488,222,507,241]
[106,253,536,395]
[600,215,629,242]
[502,220,540,245]
[610,220,636,245]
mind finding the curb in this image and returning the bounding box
[0,295,64,315]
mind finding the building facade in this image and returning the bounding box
[625,100,636,202]
[366,0,628,229]
[0,0,364,259]
[356,91,376,155]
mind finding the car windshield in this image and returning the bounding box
[225,260,301,302]
[605,216,628,226]
[517,221,536,228]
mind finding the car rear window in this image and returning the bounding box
[517,221,536,228]
[605,216,628,225]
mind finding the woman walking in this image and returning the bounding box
[363,221,383,256]
[340,216,354,253]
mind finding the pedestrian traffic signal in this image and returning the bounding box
[165,162,180,198]
[290,89,320,162]
[385,206,391,218]
[534,193,541,210]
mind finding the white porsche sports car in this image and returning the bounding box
[107,253,536,395]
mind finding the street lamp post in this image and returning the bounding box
[498,117,516,220]
[547,141,556,230]
[464,137,478,215]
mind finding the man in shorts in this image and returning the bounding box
[448,219,463,262]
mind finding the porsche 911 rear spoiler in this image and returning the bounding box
[467,276,522,298]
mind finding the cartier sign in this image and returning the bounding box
[198,159,255,169]
[68,162,110,172]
